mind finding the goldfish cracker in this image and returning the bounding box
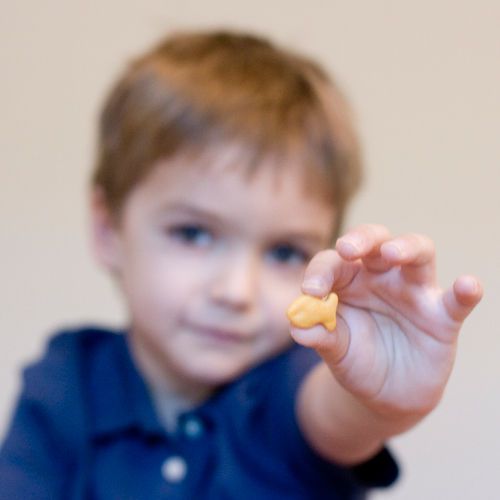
[286,292,338,331]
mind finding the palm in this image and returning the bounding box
[291,225,482,416]
[335,276,454,411]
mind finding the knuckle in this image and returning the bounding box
[310,248,336,265]
[400,233,435,256]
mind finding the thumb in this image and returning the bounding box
[289,315,350,366]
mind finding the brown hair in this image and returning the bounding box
[92,30,362,236]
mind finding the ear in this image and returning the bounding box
[89,187,123,273]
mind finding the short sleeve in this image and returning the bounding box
[0,392,67,499]
[0,333,86,500]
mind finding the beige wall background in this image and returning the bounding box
[1,1,499,498]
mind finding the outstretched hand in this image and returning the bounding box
[290,224,483,418]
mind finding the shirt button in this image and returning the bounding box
[162,456,187,483]
[183,416,204,438]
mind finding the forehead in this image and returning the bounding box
[124,146,336,239]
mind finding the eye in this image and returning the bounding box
[169,224,214,247]
[268,243,309,266]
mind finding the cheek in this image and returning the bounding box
[120,257,181,319]
[123,249,215,323]
[265,267,304,306]
[262,274,303,340]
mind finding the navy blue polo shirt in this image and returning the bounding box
[0,327,398,499]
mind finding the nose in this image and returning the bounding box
[208,250,260,311]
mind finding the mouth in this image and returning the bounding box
[191,325,252,344]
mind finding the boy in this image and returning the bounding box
[0,30,482,498]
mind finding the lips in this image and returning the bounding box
[190,325,252,344]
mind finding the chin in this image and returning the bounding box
[182,357,252,387]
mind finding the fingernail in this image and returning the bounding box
[461,276,479,294]
[337,237,361,255]
[384,243,403,260]
[302,278,328,295]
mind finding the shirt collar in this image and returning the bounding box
[87,330,165,440]
[85,329,304,440]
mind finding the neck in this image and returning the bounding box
[126,326,214,409]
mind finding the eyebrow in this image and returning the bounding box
[276,232,330,248]
[156,202,227,226]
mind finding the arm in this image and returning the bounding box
[297,363,420,465]
[0,389,67,499]
[291,225,483,465]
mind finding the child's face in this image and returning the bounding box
[95,150,336,393]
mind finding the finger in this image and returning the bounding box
[442,275,483,323]
[302,249,361,296]
[336,224,393,273]
[336,224,392,259]
[381,233,436,285]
